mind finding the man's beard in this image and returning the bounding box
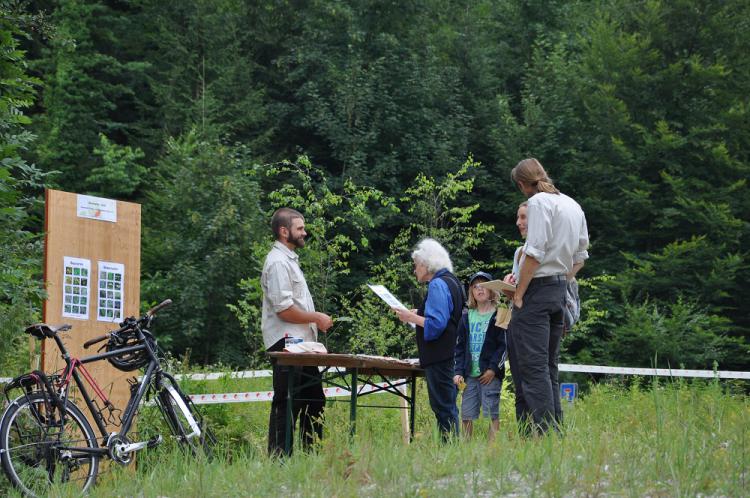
[289,233,306,248]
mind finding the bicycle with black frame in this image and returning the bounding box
[0,299,215,497]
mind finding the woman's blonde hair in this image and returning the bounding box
[510,158,559,194]
[467,279,499,309]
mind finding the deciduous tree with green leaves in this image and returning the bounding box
[141,130,265,365]
[0,3,50,373]
[344,156,497,358]
[231,156,396,366]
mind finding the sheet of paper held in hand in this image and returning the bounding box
[367,284,408,309]
[478,279,517,293]
[367,284,416,329]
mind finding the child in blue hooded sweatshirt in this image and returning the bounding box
[453,271,507,441]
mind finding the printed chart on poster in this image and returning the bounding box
[62,257,91,320]
[97,261,125,322]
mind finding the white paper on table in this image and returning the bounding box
[367,284,416,329]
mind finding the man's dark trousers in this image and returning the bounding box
[508,276,566,434]
[267,339,325,456]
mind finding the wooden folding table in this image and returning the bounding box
[267,352,423,453]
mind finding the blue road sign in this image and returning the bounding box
[560,382,577,402]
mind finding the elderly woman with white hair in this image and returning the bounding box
[392,238,464,439]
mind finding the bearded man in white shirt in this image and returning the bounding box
[506,158,589,435]
[261,207,333,456]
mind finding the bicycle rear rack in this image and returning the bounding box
[3,370,65,413]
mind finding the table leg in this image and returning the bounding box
[409,373,417,442]
[399,384,409,444]
[349,368,358,437]
[285,366,296,454]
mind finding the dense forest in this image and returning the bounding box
[1,0,748,373]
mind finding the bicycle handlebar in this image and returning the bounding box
[147,299,172,317]
[82,320,129,349]
[82,299,173,349]
[83,333,110,349]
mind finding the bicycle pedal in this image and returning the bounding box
[147,434,163,449]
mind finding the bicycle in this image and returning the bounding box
[0,299,215,497]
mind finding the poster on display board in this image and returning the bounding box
[62,257,91,320]
[97,261,125,322]
[76,194,117,223]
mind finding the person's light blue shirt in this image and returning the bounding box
[423,268,453,341]
[468,309,493,377]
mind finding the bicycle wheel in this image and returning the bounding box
[0,392,99,497]
[156,378,215,457]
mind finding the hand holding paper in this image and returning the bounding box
[392,307,424,327]
[368,284,417,328]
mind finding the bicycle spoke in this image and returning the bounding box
[1,394,99,497]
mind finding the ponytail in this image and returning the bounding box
[536,180,559,194]
[511,158,559,194]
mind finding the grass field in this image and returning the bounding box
[2,377,748,497]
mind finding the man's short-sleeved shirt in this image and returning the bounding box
[261,241,317,349]
[523,192,589,278]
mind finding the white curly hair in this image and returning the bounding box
[411,238,453,274]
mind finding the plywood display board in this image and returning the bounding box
[43,189,141,430]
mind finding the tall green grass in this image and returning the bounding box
[3,379,748,497]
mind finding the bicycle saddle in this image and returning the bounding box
[24,323,72,339]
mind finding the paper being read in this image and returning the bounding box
[368,284,416,329]
[367,284,408,309]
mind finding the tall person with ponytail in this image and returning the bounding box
[506,158,589,435]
